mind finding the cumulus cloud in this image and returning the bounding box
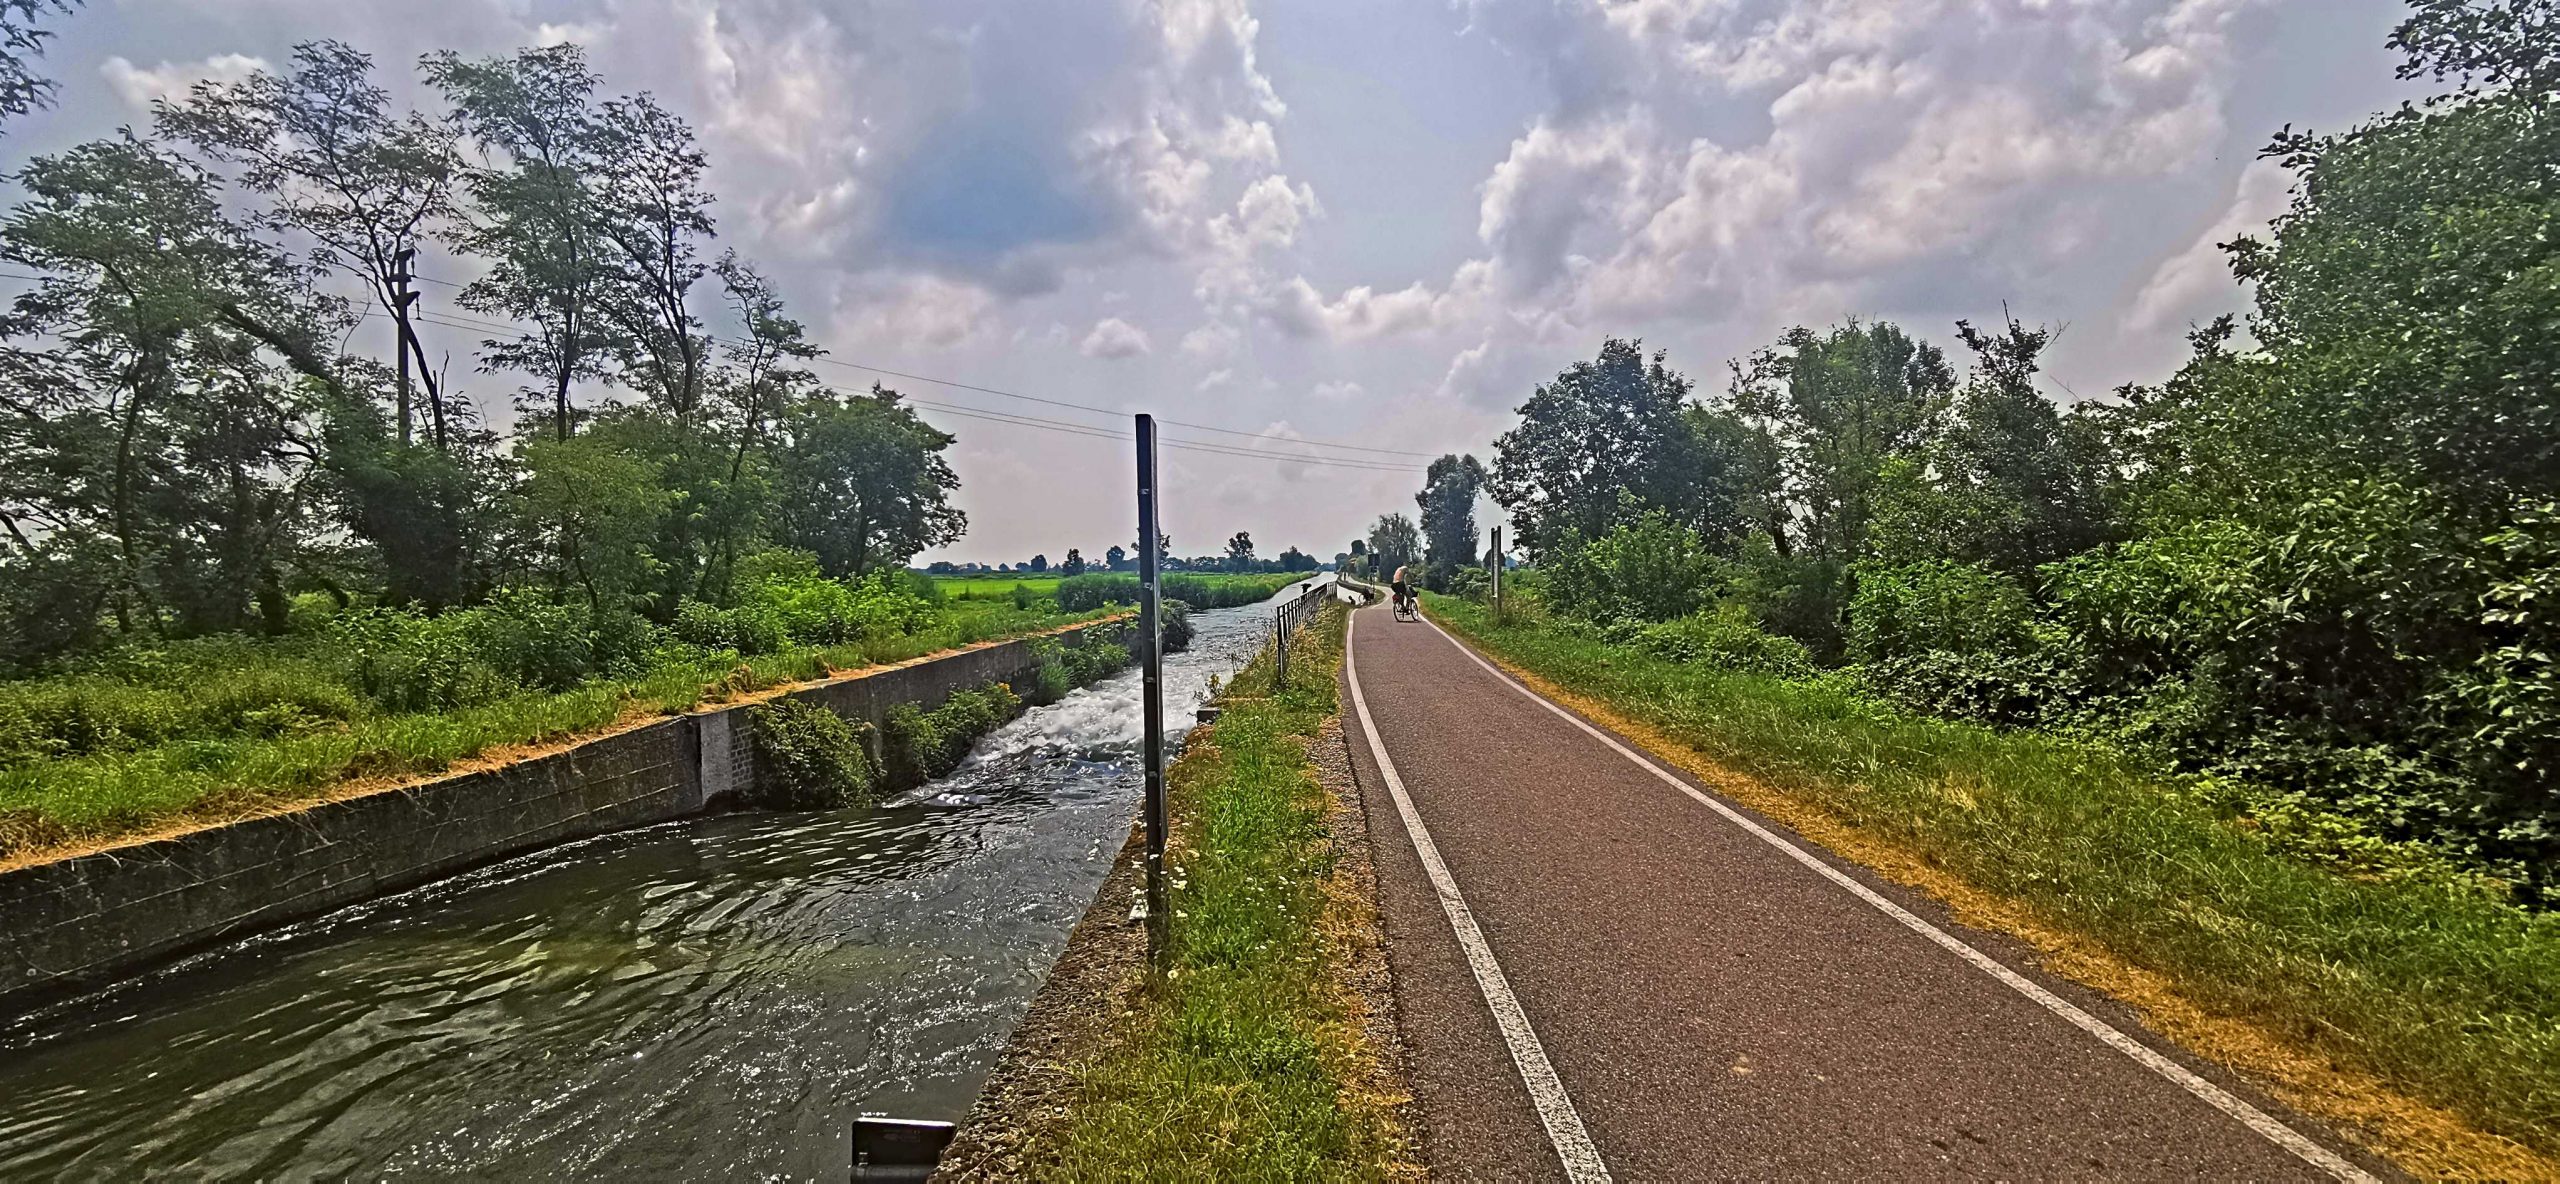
[1311,379,1364,402]
[1283,0,2267,350]
[100,53,269,110]
[1081,316,1155,359]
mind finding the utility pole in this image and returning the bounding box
[1491,526,1503,619]
[1135,415,1168,956]
[390,245,420,448]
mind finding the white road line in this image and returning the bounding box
[1416,615,2378,1184]
[1344,609,1612,1184]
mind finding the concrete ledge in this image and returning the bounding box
[0,618,1131,1013]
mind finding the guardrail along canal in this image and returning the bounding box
[0,584,1319,1180]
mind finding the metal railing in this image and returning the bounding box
[1270,575,1340,687]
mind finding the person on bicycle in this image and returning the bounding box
[1390,564,1415,614]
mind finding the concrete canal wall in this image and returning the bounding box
[0,619,1130,1011]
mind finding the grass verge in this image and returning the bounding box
[1045,601,1416,1180]
[0,605,1118,869]
[1428,593,2560,1178]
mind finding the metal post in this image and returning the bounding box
[390,245,418,447]
[1491,526,1503,619]
[1135,415,1167,953]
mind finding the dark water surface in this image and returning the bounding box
[0,582,1329,1181]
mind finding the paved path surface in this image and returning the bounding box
[1339,603,2392,1182]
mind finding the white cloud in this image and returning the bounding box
[2129,156,2293,332]
[1180,320,1242,359]
[99,53,268,110]
[1311,379,1364,402]
[1081,316,1155,359]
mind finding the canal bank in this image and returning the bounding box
[0,587,1308,1180]
[0,616,1135,1013]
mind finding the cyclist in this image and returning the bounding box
[1390,564,1416,617]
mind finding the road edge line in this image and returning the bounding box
[1344,608,1612,1184]
[1417,613,2377,1184]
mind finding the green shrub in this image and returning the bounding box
[1446,566,1491,601]
[1636,602,1817,678]
[1726,535,1848,659]
[326,608,513,713]
[746,698,875,809]
[1057,574,1141,611]
[883,681,1027,786]
[1543,509,1716,624]
[1846,560,2038,664]
[1012,583,1038,610]
[1161,601,1194,653]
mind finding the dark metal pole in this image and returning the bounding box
[1491,526,1503,619]
[1135,415,1167,952]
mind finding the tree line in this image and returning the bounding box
[0,33,967,671]
[1455,0,2560,894]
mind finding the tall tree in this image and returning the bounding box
[1367,513,1420,575]
[1415,452,1487,575]
[0,134,345,640]
[1730,319,1953,563]
[428,45,612,442]
[591,93,713,416]
[773,385,965,577]
[1489,338,1697,559]
[1062,547,1085,576]
[159,42,462,447]
[1226,530,1255,571]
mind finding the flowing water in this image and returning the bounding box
[0,581,1329,1181]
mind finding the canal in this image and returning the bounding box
[0,584,1319,1180]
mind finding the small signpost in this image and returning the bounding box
[1491,526,1504,619]
[1135,415,1168,955]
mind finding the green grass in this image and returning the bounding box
[0,601,1115,863]
[1048,602,1411,1180]
[1426,592,2560,1164]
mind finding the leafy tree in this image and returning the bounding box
[159,42,462,448]
[1490,338,1699,559]
[1729,319,1953,563]
[774,385,965,577]
[1416,452,1486,578]
[1105,543,1127,571]
[0,0,75,127]
[427,45,613,441]
[1278,546,1316,571]
[1225,530,1254,571]
[1061,548,1085,576]
[1028,553,1049,573]
[1367,513,1420,575]
[0,133,345,639]
[517,427,672,611]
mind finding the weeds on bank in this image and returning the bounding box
[1428,593,2560,1160]
[1050,604,1408,1181]
[0,604,1116,864]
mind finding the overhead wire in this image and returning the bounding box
[353,308,1426,474]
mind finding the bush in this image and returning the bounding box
[1635,602,1817,678]
[1846,560,2038,665]
[1543,510,1716,624]
[1726,535,1848,659]
[1446,566,1491,601]
[1057,573,1141,612]
[674,572,937,655]
[884,681,1026,786]
[326,607,512,713]
[746,698,875,809]
[1162,601,1194,653]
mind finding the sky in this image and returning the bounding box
[12,0,2433,565]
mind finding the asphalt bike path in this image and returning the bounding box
[1338,601,2394,1181]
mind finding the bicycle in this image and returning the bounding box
[1392,592,1419,623]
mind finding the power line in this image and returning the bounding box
[354,309,1424,474]
[403,267,1438,459]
